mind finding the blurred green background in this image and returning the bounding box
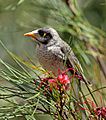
[0,0,106,120]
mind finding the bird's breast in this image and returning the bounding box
[36,45,65,75]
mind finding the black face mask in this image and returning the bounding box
[38,30,52,44]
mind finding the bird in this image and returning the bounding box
[24,27,89,83]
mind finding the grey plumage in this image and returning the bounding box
[24,27,86,81]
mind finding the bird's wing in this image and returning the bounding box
[48,41,83,74]
[51,41,90,84]
[60,42,84,74]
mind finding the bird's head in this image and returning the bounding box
[24,27,60,45]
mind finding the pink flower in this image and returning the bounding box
[48,72,70,90]
[48,79,56,83]
[57,74,70,85]
[76,98,106,119]
[48,78,58,89]
[36,68,73,92]
[94,107,106,118]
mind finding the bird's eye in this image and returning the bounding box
[38,30,45,37]
[38,29,52,43]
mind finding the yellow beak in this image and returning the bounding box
[24,32,38,39]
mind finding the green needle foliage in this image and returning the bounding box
[0,0,106,120]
